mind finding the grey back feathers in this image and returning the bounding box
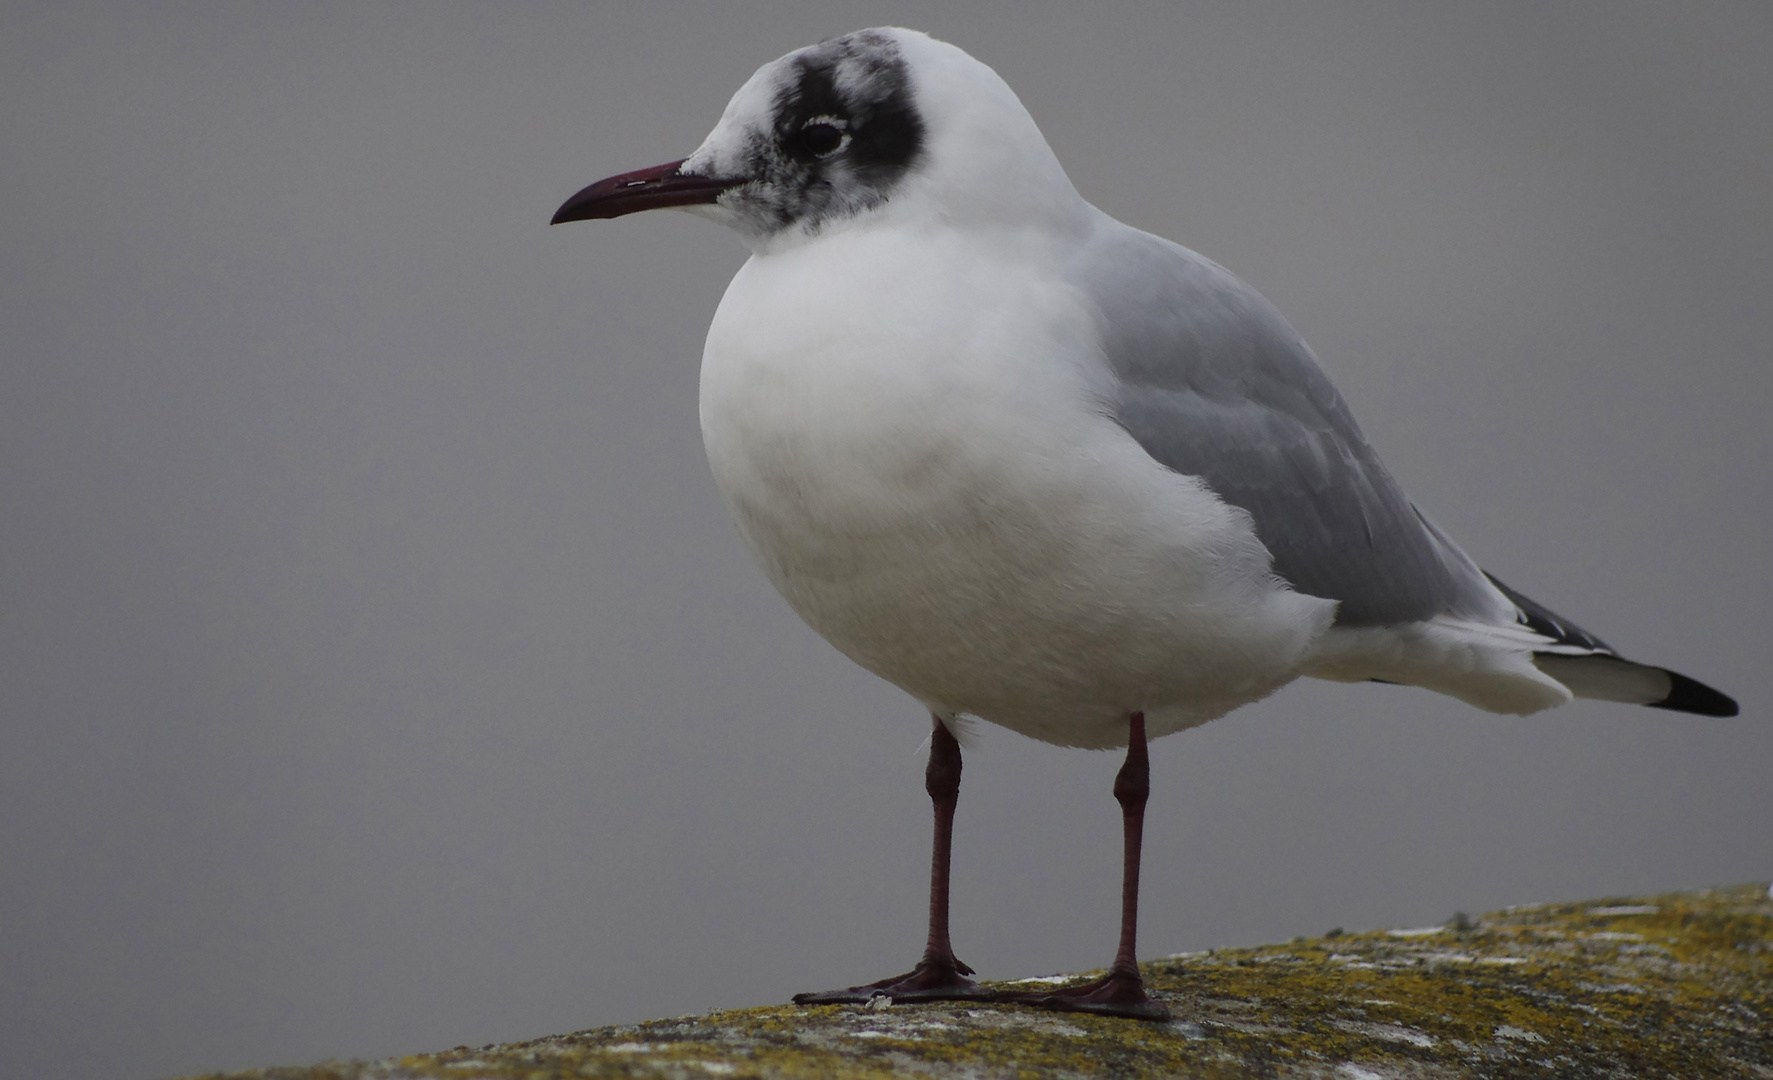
[1069,227,1738,716]
[1072,227,1500,627]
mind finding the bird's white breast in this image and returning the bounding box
[698,225,1334,748]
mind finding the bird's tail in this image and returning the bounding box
[1532,654,1738,717]
[1485,573,1739,718]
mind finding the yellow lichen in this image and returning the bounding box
[187,883,1771,1080]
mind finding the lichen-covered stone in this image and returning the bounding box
[188,882,1772,1079]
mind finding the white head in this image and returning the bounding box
[552,28,1086,251]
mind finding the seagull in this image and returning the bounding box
[551,27,1738,1021]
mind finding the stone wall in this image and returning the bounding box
[193,882,1772,1079]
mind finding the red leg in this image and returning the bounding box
[1002,712,1171,1020]
[794,717,994,1004]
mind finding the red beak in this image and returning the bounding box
[550,159,737,224]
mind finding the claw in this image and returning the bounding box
[793,955,995,1005]
[999,967,1171,1021]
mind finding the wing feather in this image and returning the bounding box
[1068,226,1500,626]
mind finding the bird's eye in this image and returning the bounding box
[800,118,848,157]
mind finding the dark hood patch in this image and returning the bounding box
[730,30,926,235]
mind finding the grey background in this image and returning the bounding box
[4,4,1769,1078]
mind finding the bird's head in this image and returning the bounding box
[551,28,1083,251]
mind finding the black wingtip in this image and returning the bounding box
[1646,671,1740,717]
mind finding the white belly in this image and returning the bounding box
[697,231,1335,748]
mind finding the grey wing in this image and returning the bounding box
[1069,226,1499,626]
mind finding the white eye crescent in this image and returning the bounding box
[800,115,850,157]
